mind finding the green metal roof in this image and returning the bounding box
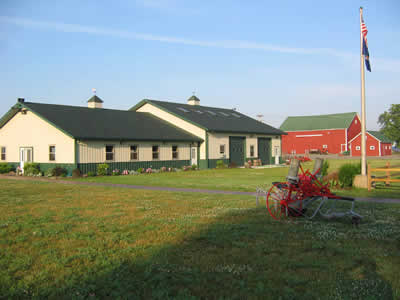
[280,112,358,131]
[0,102,203,142]
[130,99,286,135]
[368,131,392,144]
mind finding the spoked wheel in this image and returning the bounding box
[266,183,304,220]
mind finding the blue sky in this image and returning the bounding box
[0,0,399,130]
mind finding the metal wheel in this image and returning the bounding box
[266,183,305,220]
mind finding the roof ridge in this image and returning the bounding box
[23,102,138,113]
[286,112,357,118]
[146,99,236,112]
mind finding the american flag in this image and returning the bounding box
[361,15,371,72]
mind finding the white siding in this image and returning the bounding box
[0,111,75,163]
[77,140,191,163]
[136,103,206,158]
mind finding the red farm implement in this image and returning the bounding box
[257,158,362,222]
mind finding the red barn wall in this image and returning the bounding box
[347,115,361,143]
[281,129,346,154]
[381,143,392,156]
[349,133,380,156]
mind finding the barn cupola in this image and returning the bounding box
[187,95,200,106]
[87,95,104,109]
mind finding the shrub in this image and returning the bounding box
[72,168,81,178]
[51,166,68,177]
[191,164,197,170]
[321,160,329,177]
[160,166,167,172]
[24,163,40,176]
[146,168,152,174]
[216,160,226,169]
[97,163,109,176]
[87,171,96,177]
[182,166,191,171]
[45,169,53,177]
[338,163,361,187]
[0,163,13,174]
[137,168,144,174]
[342,151,350,156]
[112,169,121,176]
[122,170,129,175]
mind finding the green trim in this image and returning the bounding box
[199,159,208,169]
[0,105,20,129]
[197,143,200,166]
[78,160,190,174]
[243,138,247,163]
[19,103,75,139]
[205,133,209,161]
[130,99,209,131]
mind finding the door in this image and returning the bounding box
[229,137,245,166]
[191,146,197,166]
[258,138,271,165]
[20,147,33,173]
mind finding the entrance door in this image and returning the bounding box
[20,147,33,173]
[229,137,245,166]
[258,138,271,165]
[191,146,197,166]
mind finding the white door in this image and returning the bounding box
[20,147,33,173]
[191,147,197,166]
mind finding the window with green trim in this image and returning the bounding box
[250,145,254,157]
[130,145,138,160]
[220,144,225,154]
[49,145,56,161]
[1,147,5,161]
[172,145,178,159]
[152,145,159,160]
[106,145,114,161]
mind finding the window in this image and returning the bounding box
[356,146,361,151]
[219,112,229,117]
[177,107,190,113]
[130,145,138,160]
[231,113,241,118]
[322,145,328,149]
[1,147,5,161]
[105,145,114,161]
[250,145,255,157]
[220,144,225,154]
[152,145,159,160]
[49,145,56,161]
[370,146,375,150]
[172,145,178,159]
[206,110,217,116]
[0,147,5,161]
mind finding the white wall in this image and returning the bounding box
[0,111,75,163]
[77,140,191,163]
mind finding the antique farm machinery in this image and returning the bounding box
[257,158,363,222]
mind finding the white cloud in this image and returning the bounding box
[1,16,399,73]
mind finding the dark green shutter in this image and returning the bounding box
[229,137,245,166]
[258,138,271,165]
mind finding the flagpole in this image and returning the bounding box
[360,7,367,176]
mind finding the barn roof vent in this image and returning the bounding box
[87,89,104,109]
[187,95,200,106]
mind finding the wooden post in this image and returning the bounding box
[367,163,371,191]
[386,162,390,186]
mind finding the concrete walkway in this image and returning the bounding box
[1,175,400,203]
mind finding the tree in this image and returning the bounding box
[378,104,400,145]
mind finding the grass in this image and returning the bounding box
[1,179,400,299]
[69,158,400,198]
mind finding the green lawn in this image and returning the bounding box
[1,179,399,299]
[70,158,400,198]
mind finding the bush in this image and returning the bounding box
[112,169,121,176]
[342,151,350,156]
[0,163,13,174]
[216,160,226,169]
[97,163,109,176]
[137,168,144,174]
[321,160,329,177]
[24,163,40,176]
[338,163,361,187]
[72,168,81,178]
[191,164,197,170]
[51,166,68,177]
[87,171,96,177]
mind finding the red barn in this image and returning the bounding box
[280,112,360,155]
[349,131,392,156]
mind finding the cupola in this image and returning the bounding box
[87,95,103,108]
[187,95,200,106]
